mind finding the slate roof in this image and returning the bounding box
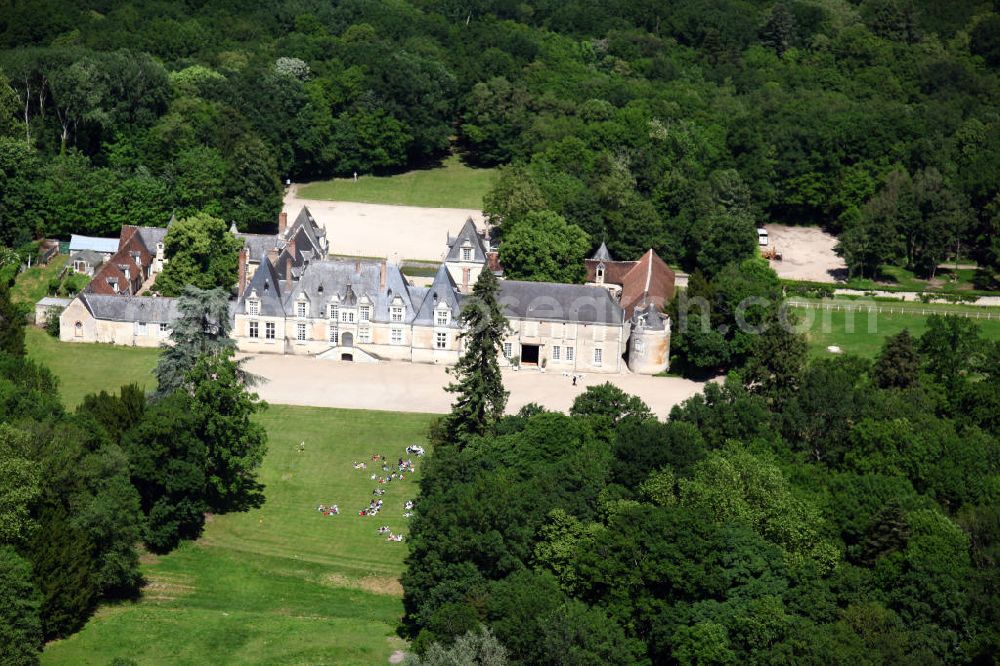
[631,302,667,330]
[241,257,286,317]
[413,264,463,326]
[69,249,105,266]
[290,260,381,311]
[284,206,327,256]
[445,218,488,264]
[136,226,167,249]
[37,296,72,308]
[80,292,178,323]
[591,242,612,261]
[69,235,119,254]
[498,280,623,325]
[238,233,285,263]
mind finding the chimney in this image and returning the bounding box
[278,211,288,236]
[285,257,292,289]
[355,260,361,273]
[287,235,297,262]
[379,259,386,291]
[267,246,280,266]
[238,247,248,297]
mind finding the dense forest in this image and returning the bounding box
[405,311,1000,664]
[2,0,1000,282]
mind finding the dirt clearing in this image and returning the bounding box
[284,187,483,262]
[765,224,846,283]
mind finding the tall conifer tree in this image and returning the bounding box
[444,268,509,444]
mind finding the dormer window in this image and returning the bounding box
[247,299,260,316]
[329,303,338,320]
[596,262,605,284]
[295,299,307,318]
[391,305,404,322]
[462,246,472,261]
[435,305,450,327]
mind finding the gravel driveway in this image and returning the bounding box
[242,354,708,419]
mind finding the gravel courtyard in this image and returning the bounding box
[243,354,707,419]
[283,186,484,262]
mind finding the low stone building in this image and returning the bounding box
[60,292,176,347]
[35,297,72,326]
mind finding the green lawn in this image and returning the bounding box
[11,254,68,305]
[43,404,434,665]
[844,264,997,294]
[791,304,1000,357]
[25,327,160,409]
[28,333,432,664]
[298,155,496,209]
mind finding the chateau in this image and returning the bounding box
[59,208,674,374]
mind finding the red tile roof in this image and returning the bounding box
[584,249,675,319]
[85,226,154,296]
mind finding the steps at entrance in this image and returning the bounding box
[316,345,382,363]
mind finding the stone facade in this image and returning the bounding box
[60,293,176,347]
[57,207,672,375]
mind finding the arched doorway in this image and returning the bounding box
[341,331,354,347]
[341,353,353,362]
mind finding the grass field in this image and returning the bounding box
[25,327,160,408]
[11,254,67,304]
[298,155,496,209]
[43,405,434,665]
[791,304,1000,357]
[844,263,998,294]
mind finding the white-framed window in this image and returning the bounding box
[391,327,403,345]
[565,346,575,361]
[435,332,447,349]
[136,322,147,336]
[74,260,86,273]
[247,299,260,316]
[634,339,645,354]
[249,321,259,338]
[296,322,307,341]
[329,304,338,320]
[296,301,307,318]
[593,347,603,366]
[503,342,513,358]
[341,309,354,323]
[329,324,339,344]
[160,323,169,336]
[462,247,472,261]
[596,263,605,284]
[359,326,371,343]
[435,308,450,326]
[359,305,371,322]
[391,306,403,322]
[552,345,561,361]
[265,322,276,340]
